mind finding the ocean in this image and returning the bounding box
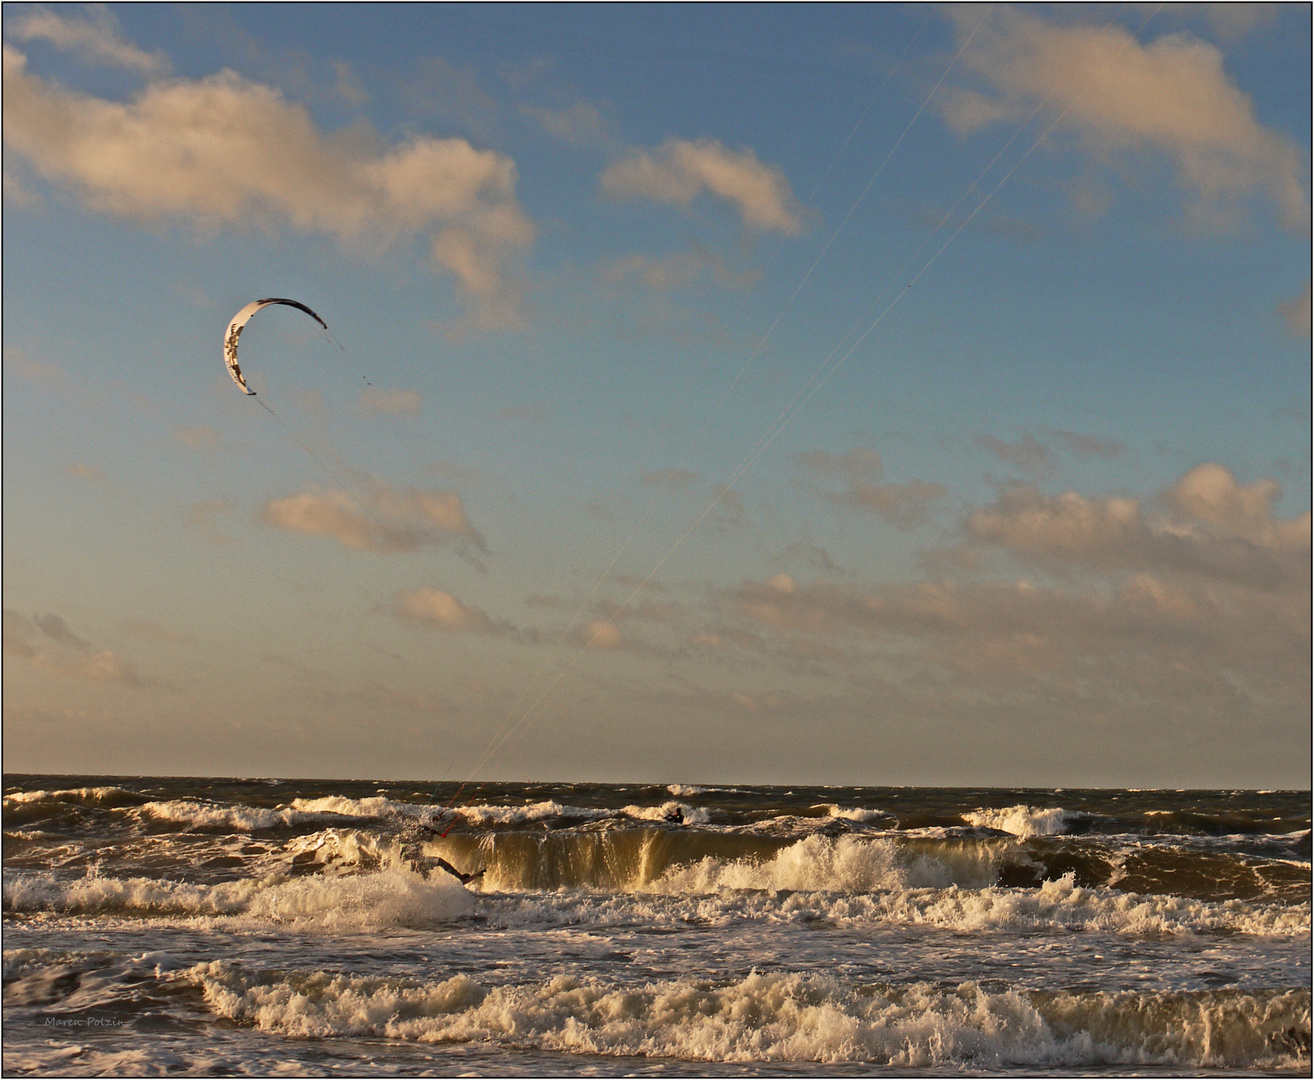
[2,776,1309,1075]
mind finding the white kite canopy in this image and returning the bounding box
[223,298,328,395]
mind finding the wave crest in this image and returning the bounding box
[183,963,1311,1069]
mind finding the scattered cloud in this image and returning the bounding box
[941,7,1310,233]
[3,609,142,686]
[6,5,169,76]
[977,433,1053,473]
[601,137,803,234]
[799,447,945,528]
[777,542,846,576]
[359,388,422,416]
[34,613,90,651]
[3,43,536,330]
[830,479,948,529]
[966,465,1309,589]
[710,484,746,526]
[393,587,504,634]
[521,100,607,143]
[1050,429,1125,459]
[264,483,486,556]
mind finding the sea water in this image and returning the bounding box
[2,777,1309,1075]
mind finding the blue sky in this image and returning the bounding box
[3,3,1309,785]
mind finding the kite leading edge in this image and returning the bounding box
[223,298,329,395]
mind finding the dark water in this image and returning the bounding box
[3,776,1310,1074]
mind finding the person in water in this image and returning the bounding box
[430,857,485,885]
[401,818,486,884]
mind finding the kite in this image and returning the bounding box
[223,298,328,395]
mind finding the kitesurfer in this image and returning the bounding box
[401,818,486,884]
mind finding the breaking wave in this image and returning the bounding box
[1,862,473,930]
[963,804,1079,837]
[183,963,1311,1070]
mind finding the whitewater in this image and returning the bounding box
[2,777,1309,1075]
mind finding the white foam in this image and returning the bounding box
[181,964,1311,1069]
[289,794,416,819]
[139,800,305,831]
[621,800,711,825]
[615,836,1310,938]
[454,800,609,826]
[964,805,1075,838]
[649,834,994,894]
[2,864,474,930]
[2,786,130,806]
[819,803,890,824]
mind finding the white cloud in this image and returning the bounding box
[6,6,168,75]
[681,459,1309,742]
[394,587,499,634]
[2,44,536,330]
[601,137,803,234]
[966,466,1309,589]
[941,8,1310,233]
[264,483,485,555]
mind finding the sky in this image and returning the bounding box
[2,3,1310,787]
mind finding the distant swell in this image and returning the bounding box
[185,963,1311,1070]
